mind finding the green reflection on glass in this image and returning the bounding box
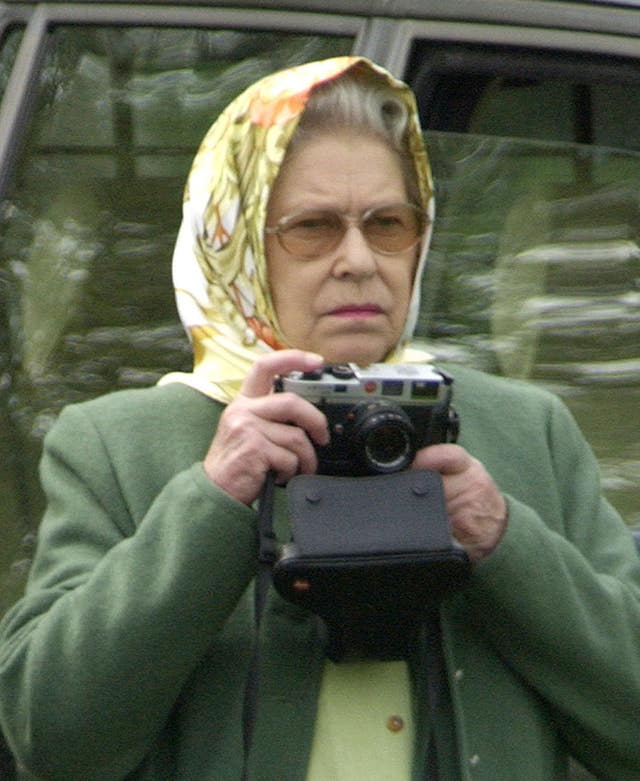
[0,26,24,103]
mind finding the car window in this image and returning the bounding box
[0,25,23,102]
[0,23,352,616]
[407,42,640,150]
[402,41,640,534]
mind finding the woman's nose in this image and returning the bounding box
[332,223,377,277]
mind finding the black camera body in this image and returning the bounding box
[276,362,458,476]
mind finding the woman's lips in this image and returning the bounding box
[327,304,384,319]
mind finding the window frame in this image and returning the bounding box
[356,16,640,79]
[0,3,367,199]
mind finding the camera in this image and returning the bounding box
[276,363,458,476]
[265,363,470,661]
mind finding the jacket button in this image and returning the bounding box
[386,715,404,732]
[454,668,464,682]
[469,754,480,767]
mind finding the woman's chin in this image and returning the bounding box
[318,339,392,367]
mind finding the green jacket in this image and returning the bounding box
[0,365,639,781]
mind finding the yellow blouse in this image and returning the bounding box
[306,660,414,781]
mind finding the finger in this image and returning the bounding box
[247,436,307,486]
[412,443,471,475]
[257,417,320,474]
[247,392,329,445]
[241,350,324,398]
[207,435,305,504]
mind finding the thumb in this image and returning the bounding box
[413,443,471,475]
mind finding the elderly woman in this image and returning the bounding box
[0,57,638,781]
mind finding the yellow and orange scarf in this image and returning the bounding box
[159,57,433,404]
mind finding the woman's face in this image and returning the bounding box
[265,131,419,366]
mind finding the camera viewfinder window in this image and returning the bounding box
[412,381,440,399]
[381,381,404,396]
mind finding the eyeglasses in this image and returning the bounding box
[265,202,428,259]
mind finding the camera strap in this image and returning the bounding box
[241,472,277,781]
[423,611,444,780]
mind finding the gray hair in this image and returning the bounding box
[284,67,421,204]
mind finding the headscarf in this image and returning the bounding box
[158,57,434,404]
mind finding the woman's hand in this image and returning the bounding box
[204,350,330,506]
[412,444,508,562]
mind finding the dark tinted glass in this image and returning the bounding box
[408,42,640,150]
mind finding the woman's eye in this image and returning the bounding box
[369,212,404,230]
[289,213,335,232]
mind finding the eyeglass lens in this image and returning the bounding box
[275,204,425,257]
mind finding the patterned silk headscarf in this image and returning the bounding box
[159,57,433,404]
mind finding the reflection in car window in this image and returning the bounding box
[3,24,352,385]
[28,27,353,176]
[419,130,640,528]
[0,25,352,615]
[0,26,23,103]
[406,41,639,534]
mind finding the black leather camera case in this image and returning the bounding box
[271,470,471,660]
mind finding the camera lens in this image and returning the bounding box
[365,423,412,471]
[353,402,415,474]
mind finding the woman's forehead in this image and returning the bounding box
[269,132,407,212]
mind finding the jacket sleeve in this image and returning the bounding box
[0,402,259,781]
[463,391,640,780]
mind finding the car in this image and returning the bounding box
[1,2,639,778]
